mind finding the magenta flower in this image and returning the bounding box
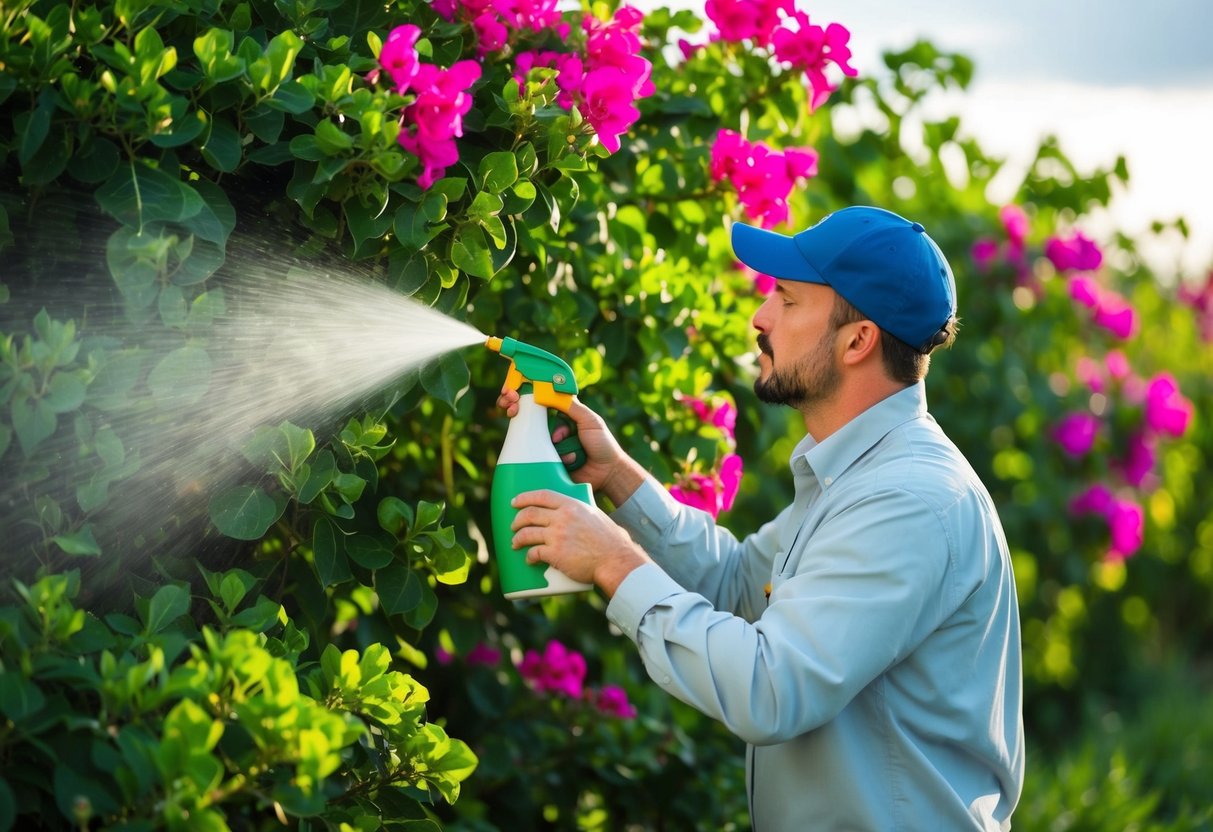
[771,13,857,110]
[1069,274,1100,309]
[1067,276,1137,339]
[1144,373,1194,437]
[706,0,793,45]
[1106,498,1145,561]
[682,394,737,440]
[518,640,588,699]
[971,238,999,272]
[591,685,638,719]
[1053,412,1100,457]
[1069,485,1145,562]
[1046,230,1103,273]
[1075,356,1105,393]
[398,60,482,187]
[1117,431,1157,489]
[466,643,502,667]
[581,66,642,154]
[738,262,777,296]
[379,25,422,92]
[1091,291,1137,339]
[710,130,818,228]
[1069,484,1113,517]
[1105,350,1132,381]
[999,204,1029,249]
[670,453,743,518]
[1177,269,1213,342]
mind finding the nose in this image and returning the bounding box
[752,295,773,333]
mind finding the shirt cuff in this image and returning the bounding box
[605,562,684,640]
[611,478,683,551]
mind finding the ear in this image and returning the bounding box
[840,320,881,366]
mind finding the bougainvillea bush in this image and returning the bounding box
[1,0,1211,828]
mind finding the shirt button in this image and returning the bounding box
[661,676,672,685]
[823,476,833,486]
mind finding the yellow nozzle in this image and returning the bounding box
[485,336,503,353]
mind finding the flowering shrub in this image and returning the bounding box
[1,0,1210,827]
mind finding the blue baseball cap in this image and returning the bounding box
[732,206,957,353]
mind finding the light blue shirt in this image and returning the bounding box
[606,382,1024,830]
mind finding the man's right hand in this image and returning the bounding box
[496,387,647,507]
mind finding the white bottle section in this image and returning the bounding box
[498,393,562,464]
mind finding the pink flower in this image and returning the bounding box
[518,640,587,699]
[1075,356,1104,392]
[1117,431,1157,488]
[591,685,637,719]
[380,25,422,92]
[1069,484,1113,517]
[706,0,794,45]
[398,60,482,187]
[1069,485,1145,562]
[1091,291,1137,339]
[1105,350,1132,381]
[738,262,777,295]
[669,454,743,518]
[710,130,818,228]
[1067,276,1138,339]
[466,643,501,667]
[682,394,737,440]
[1178,269,1213,342]
[1045,230,1102,273]
[1053,412,1100,457]
[1106,498,1144,561]
[581,66,642,154]
[1144,373,1194,437]
[1069,274,1100,309]
[770,14,856,110]
[999,204,1029,248]
[971,238,999,272]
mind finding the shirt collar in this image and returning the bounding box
[789,382,929,486]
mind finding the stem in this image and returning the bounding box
[440,414,455,500]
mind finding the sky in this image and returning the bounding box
[651,0,1213,281]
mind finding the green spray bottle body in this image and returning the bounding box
[487,338,593,599]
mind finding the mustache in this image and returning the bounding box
[757,333,773,357]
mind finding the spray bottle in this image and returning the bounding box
[485,336,594,599]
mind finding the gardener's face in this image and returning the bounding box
[752,281,843,409]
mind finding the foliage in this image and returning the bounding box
[1,0,1211,828]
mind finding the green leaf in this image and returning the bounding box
[0,673,45,720]
[313,516,352,586]
[346,533,395,569]
[18,89,55,166]
[375,562,422,615]
[332,471,367,504]
[52,525,102,557]
[67,136,120,183]
[377,496,414,536]
[149,110,207,148]
[478,151,518,193]
[45,372,86,413]
[346,196,394,252]
[209,484,280,540]
[140,583,191,635]
[96,162,202,230]
[219,571,248,611]
[148,345,212,404]
[201,116,242,172]
[420,352,469,410]
[314,119,354,155]
[279,421,315,472]
[11,395,56,456]
[450,225,494,279]
[297,449,335,503]
[268,80,315,113]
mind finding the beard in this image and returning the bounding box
[754,330,841,409]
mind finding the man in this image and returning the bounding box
[504,206,1025,830]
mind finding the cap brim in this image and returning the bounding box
[731,223,826,285]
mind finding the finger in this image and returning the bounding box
[525,544,547,565]
[512,527,546,550]
[551,423,571,443]
[511,489,569,510]
[510,505,551,532]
